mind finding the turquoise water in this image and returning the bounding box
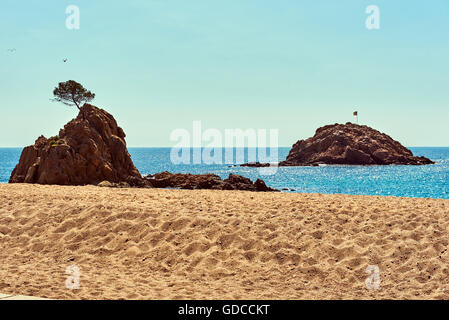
[1,147,448,199]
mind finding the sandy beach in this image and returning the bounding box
[0,184,448,300]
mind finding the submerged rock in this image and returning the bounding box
[240,162,272,168]
[279,122,434,166]
[9,104,148,187]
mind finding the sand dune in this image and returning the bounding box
[0,184,448,299]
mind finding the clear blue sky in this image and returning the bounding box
[1,0,448,147]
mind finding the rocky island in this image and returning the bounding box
[9,104,148,187]
[279,122,434,166]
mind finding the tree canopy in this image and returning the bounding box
[53,80,95,110]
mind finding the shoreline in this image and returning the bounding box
[1,184,448,299]
[2,147,448,199]
[1,182,447,201]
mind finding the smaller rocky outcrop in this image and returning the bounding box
[240,162,272,168]
[145,172,278,192]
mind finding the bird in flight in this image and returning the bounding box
[63,58,68,62]
[7,48,16,53]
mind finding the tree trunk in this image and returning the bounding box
[72,99,84,120]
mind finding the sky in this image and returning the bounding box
[1,0,448,147]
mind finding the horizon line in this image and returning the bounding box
[1,146,449,149]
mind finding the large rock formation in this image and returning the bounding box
[9,104,148,186]
[145,172,278,192]
[279,122,434,166]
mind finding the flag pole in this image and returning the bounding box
[353,110,359,124]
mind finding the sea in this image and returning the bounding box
[1,147,448,199]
